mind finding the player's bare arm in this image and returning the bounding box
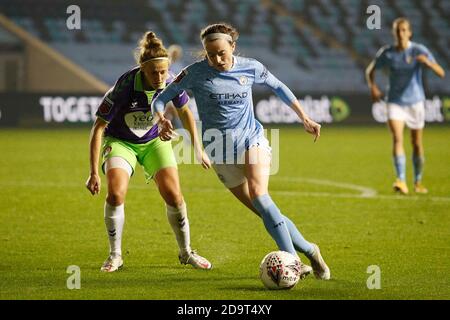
[86,117,107,195]
[176,105,211,169]
[290,100,321,142]
[415,54,445,78]
[365,61,384,102]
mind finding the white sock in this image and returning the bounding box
[104,202,125,257]
[166,202,191,255]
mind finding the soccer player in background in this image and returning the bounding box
[164,44,185,129]
[168,44,184,75]
[366,18,445,194]
[85,31,212,272]
[152,23,330,280]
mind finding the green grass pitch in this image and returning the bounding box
[0,126,449,300]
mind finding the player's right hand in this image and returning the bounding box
[370,85,383,102]
[86,173,101,195]
[303,117,321,142]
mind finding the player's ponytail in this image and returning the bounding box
[135,31,169,65]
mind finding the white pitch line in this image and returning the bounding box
[270,190,450,202]
[270,177,450,202]
[272,176,378,197]
[1,178,449,202]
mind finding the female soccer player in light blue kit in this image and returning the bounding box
[366,18,445,194]
[152,23,330,280]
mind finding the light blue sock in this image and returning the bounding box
[252,194,296,256]
[393,155,406,181]
[249,207,313,255]
[282,215,314,255]
[412,154,425,183]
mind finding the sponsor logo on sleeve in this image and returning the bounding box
[260,66,268,80]
[98,100,112,115]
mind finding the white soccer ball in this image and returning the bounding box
[259,251,301,290]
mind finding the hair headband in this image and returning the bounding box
[202,33,233,47]
[141,57,169,65]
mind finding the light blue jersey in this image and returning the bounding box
[152,56,297,162]
[374,41,436,105]
[154,56,317,257]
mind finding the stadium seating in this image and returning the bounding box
[0,0,448,93]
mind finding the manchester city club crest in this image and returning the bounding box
[239,75,248,85]
[405,55,413,64]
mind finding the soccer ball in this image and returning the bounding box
[259,251,301,290]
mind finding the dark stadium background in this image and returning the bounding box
[0,0,449,127]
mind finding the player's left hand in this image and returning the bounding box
[303,117,321,142]
[158,117,176,141]
[416,54,431,67]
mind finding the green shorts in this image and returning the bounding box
[102,136,177,182]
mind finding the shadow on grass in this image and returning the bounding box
[84,272,259,287]
[217,278,380,299]
[81,264,192,272]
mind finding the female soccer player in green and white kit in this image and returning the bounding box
[86,31,212,272]
[153,23,330,280]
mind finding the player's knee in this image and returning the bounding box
[248,184,267,199]
[411,138,422,150]
[393,135,403,145]
[162,189,183,207]
[106,190,126,206]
